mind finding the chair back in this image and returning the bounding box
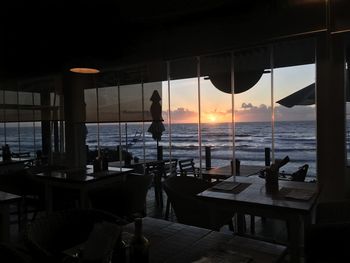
[179,159,198,177]
[25,209,123,260]
[163,176,233,230]
[163,159,178,177]
[290,164,308,182]
[276,155,290,169]
[89,173,152,219]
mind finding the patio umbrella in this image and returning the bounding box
[147,90,165,148]
[276,83,315,108]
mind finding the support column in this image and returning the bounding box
[316,33,346,200]
[63,73,92,169]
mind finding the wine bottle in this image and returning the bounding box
[129,218,150,263]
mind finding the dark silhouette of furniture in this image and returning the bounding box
[0,242,33,263]
[145,161,165,207]
[290,164,308,182]
[163,176,234,231]
[0,169,46,230]
[304,200,350,263]
[89,173,152,221]
[275,155,290,170]
[162,159,178,220]
[162,159,178,178]
[178,159,200,177]
[25,209,124,263]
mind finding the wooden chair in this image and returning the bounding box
[25,209,125,263]
[162,159,178,178]
[163,176,234,231]
[162,159,178,220]
[145,161,165,208]
[89,173,152,221]
[179,159,200,177]
[290,164,308,182]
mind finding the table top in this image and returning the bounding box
[34,166,134,183]
[198,176,319,216]
[109,159,158,168]
[123,217,287,263]
[0,190,21,203]
[0,158,34,166]
[202,164,266,178]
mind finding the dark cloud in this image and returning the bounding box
[163,107,198,123]
[241,102,253,109]
[235,103,315,122]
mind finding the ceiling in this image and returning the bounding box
[0,0,260,79]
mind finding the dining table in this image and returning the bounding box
[197,175,319,263]
[121,216,287,263]
[201,164,266,181]
[31,165,134,213]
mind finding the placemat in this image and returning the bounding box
[212,181,241,191]
[279,187,315,201]
[210,182,251,194]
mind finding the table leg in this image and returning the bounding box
[45,183,53,214]
[288,216,302,263]
[236,213,246,235]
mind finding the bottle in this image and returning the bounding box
[2,144,11,162]
[93,156,101,173]
[129,218,150,263]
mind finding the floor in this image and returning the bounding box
[8,186,297,262]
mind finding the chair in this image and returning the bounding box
[275,155,290,170]
[163,176,235,231]
[162,159,178,219]
[179,159,200,177]
[162,159,178,178]
[24,209,125,263]
[0,169,46,229]
[145,161,165,207]
[290,164,308,182]
[89,173,152,221]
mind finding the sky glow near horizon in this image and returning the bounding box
[162,64,316,123]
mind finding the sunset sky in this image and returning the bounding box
[162,64,316,123]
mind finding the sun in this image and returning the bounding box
[207,114,217,123]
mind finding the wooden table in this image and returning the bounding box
[198,176,319,263]
[0,158,34,175]
[123,217,287,263]
[0,190,22,242]
[32,166,133,213]
[202,164,266,181]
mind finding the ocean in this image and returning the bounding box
[1,121,317,176]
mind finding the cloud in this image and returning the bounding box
[236,104,271,122]
[233,103,315,122]
[163,107,198,123]
[162,103,316,123]
[275,105,315,121]
[241,102,253,109]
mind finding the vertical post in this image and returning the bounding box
[167,61,172,162]
[231,52,236,181]
[270,45,275,163]
[197,56,202,176]
[205,146,211,170]
[157,145,163,161]
[265,147,271,166]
